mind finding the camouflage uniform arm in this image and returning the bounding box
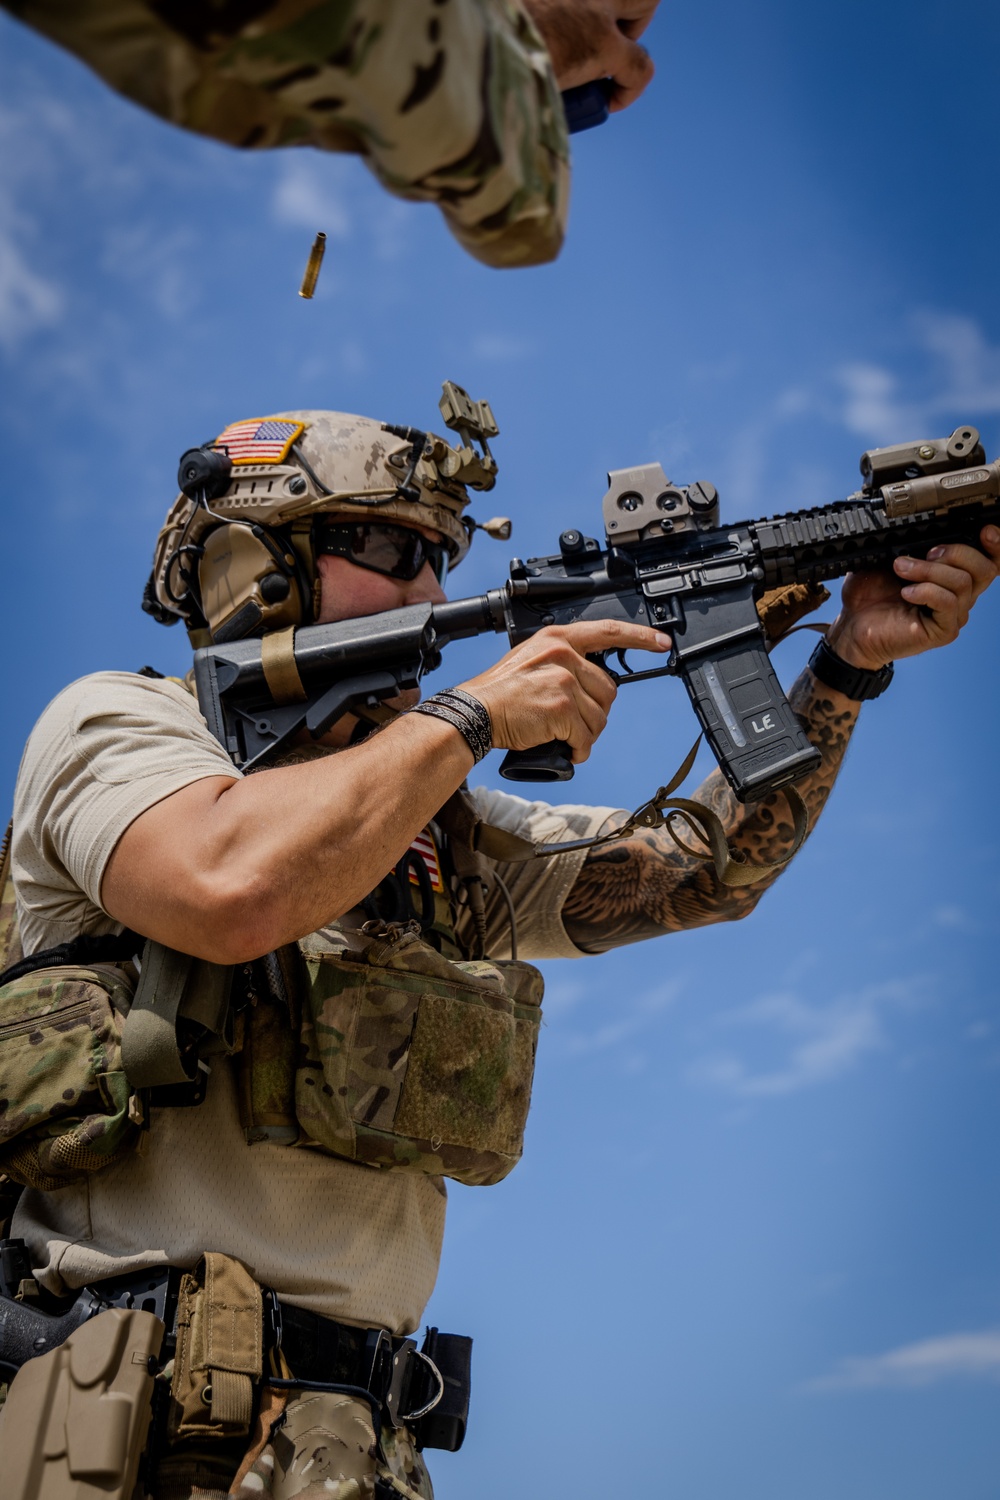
[6,0,569,267]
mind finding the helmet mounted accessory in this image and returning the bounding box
[143,385,513,646]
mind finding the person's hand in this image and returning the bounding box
[825,525,1000,671]
[524,0,658,110]
[460,619,670,762]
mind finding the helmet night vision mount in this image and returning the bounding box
[143,382,512,647]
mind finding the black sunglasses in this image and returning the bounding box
[313,521,450,585]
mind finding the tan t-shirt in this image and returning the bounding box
[10,672,617,1329]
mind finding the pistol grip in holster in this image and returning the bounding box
[0,1306,164,1500]
[671,585,820,803]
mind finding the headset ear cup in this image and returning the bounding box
[199,524,303,642]
[311,571,323,622]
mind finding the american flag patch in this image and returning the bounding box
[408,829,444,894]
[213,418,305,466]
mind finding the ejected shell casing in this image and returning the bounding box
[298,232,327,299]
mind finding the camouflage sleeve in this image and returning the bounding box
[6,0,570,267]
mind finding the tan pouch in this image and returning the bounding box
[169,1252,263,1442]
[0,963,141,1190]
[294,924,544,1187]
[0,1306,163,1500]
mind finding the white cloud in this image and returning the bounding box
[538,978,587,1018]
[0,225,62,349]
[557,979,683,1056]
[270,152,419,264]
[472,333,537,363]
[272,154,353,238]
[932,903,977,932]
[100,222,199,321]
[0,99,65,346]
[835,311,1000,441]
[807,1329,1000,1391]
[715,309,1000,510]
[690,980,917,1097]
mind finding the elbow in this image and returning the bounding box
[716,880,771,925]
[181,867,286,964]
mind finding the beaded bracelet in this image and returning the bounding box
[410,689,493,763]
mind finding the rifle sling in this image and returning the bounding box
[528,737,810,887]
[121,943,232,1089]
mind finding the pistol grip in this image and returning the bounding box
[499,740,575,783]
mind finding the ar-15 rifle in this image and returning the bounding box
[194,425,999,806]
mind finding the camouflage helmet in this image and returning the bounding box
[144,384,508,645]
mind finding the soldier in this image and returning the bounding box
[1,399,997,1499]
[1,0,659,267]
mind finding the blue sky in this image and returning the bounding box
[2,3,999,1495]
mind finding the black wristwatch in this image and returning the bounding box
[808,636,894,701]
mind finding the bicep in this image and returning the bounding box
[100,776,238,941]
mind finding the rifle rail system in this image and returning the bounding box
[194,426,999,803]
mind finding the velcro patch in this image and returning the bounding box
[213,419,304,466]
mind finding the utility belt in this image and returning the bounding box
[0,1251,472,1498]
[266,1297,470,1451]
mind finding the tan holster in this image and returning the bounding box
[0,1306,163,1500]
[169,1252,263,1443]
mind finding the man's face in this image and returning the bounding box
[312,515,449,738]
[314,515,448,625]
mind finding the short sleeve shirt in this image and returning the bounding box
[10,672,619,1327]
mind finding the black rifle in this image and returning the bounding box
[193,425,999,804]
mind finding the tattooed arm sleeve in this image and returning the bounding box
[561,669,860,954]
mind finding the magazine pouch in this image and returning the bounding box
[295,924,544,1186]
[0,962,141,1191]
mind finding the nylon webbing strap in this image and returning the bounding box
[203,1251,262,1431]
[530,737,810,886]
[120,941,196,1087]
[261,626,308,704]
[474,822,536,863]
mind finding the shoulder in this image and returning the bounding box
[31,670,202,733]
[15,669,236,809]
[12,670,239,943]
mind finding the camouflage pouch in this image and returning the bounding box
[294,923,544,1187]
[0,962,141,1190]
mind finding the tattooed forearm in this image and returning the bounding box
[562,670,860,953]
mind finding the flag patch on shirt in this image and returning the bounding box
[213,418,305,466]
[408,829,444,894]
